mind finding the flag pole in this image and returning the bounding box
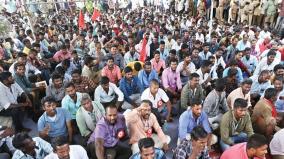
[209,0,213,41]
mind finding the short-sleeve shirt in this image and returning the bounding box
[61,92,83,119]
[0,82,24,111]
[141,88,169,109]
[38,108,72,138]
[88,114,127,147]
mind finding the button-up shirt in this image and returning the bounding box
[250,76,271,96]
[241,55,258,73]
[141,88,169,109]
[101,65,122,84]
[88,114,127,147]
[119,76,143,103]
[0,82,24,111]
[178,110,212,140]
[13,73,33,94]
[253,58,279,76]
[124,51,140,65]
[176,61,196,77]
[227,87,252,108]
[150,59,166,74]
[157,48,169,61]
[44,145,89,159]
[125,108,168,144]
[173,139,210,159]
[221,143,262,159]
[61,92,83,119]
[161,68,182,91]
[270,129,284,156]
[72,76,96,93]
[46,84,65,102]
[76,101,105,137]
[12,137,53,159]
[9,62,41,77]
[138,69,159,90]
[199,51,212,61]
[94,82,124,103]
[38,108,72,138]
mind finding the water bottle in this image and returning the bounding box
[163,120,168,132]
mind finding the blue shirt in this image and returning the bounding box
[157,48,169,61]
[62,92,83,119]
[223,67,243,83]
[130,148,166,159]
[178,110,211,140]
[138,70,159,90]
[12,137,53,159]
[38,108,72,138]
[119,76,143,103]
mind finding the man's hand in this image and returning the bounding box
[0,128,14,138]
[162,143,169,151]
[42,125,50,137]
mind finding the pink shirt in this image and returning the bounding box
[221,143,265,159]
[101,65,122,84]
[150,59,166,74]
[53,50,71,62]
[161,67,182,91]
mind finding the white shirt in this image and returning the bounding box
[253,58,279,76]
[124,51,140,65]
[270,129,284,155]
[176,61,196,76]
[195,32,205,43]
[0,82,24,111]
[44,145,89,159]
[9,62,41,77]
[141,88,169,109]
[94,82,124,103]
[196,69,210,85]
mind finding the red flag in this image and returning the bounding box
[91,9,101,21]
[139,36,148,62]
[78,10,85,30]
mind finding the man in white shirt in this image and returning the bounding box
[94,76,124,109]
[254,50,279,76]
[141,79,172,122]
[9,53,41,77]
[177,53,196,85]
[0,72,32,132]
[270,128,284,158]
[44,136,88,159]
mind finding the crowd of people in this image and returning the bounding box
[0,0,284,159]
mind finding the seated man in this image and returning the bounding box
[62,83,82,120]
[94,76,124,108]
[179,98,216,146]
[203,78,229,130]
[195,60,212,89]
[81,56,100,85]
[71,69,96,94]
[46,73,66,103]
[220,98,254,151]
[250,70,271,97]
[9,53,41,77]
[12,133,53,159]
[0,126,15,157]
[173,126,211,159]
[270,129,284,159]
[38,96,73,143]
[53,44,71,63]
[223,59,243,83]
[141,79,172,121]
[150,51,166,75]
[44,136,88,159]
[176,53,196,85]
[87,105,132,159]
[224,68,239,96]
[227,79,252,109]
[221,134,268,159]
[0,72,31,132]
[138,61,159,91]
[130,138,167,159]
[125,100,170,154]
[76,93,105,139]
[251,88,278,139]
[180,73,205,110]
[161,58,182,101]
[101,56,122,85]
[119,66,143,109]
